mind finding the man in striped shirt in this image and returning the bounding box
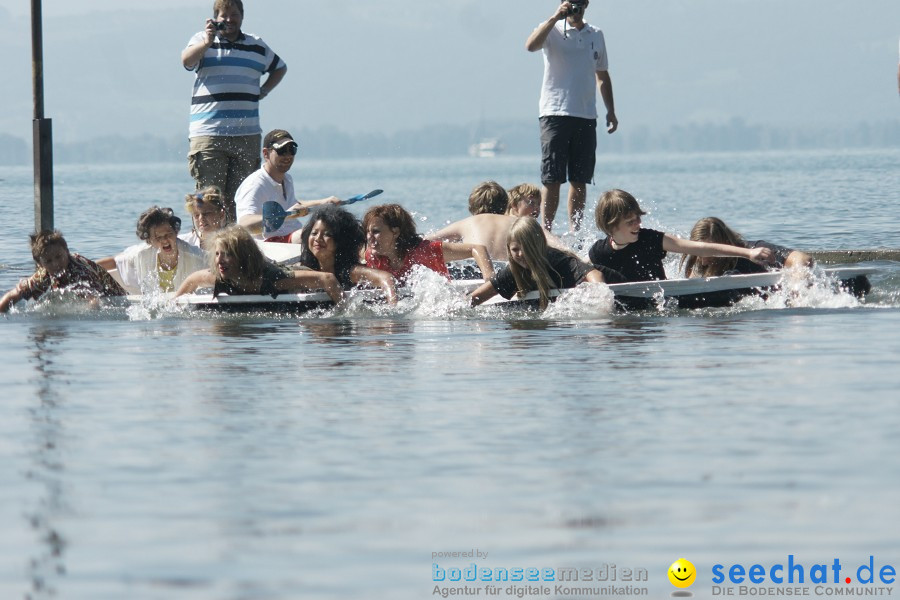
[182,0,288,223]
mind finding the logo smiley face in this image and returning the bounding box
[668,558,696,588]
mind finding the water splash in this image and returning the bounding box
[543,282,615,319]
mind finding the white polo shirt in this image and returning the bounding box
[234,167,298,240]
[539,21,609,120]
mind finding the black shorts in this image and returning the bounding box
[540,115,597,185]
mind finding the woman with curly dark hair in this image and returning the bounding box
[298,205,397,303]
[363,203,494,283]
[97,206,207,293]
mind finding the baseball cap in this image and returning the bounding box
[263,129,295,150]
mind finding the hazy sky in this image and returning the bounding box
[1,0,898,144]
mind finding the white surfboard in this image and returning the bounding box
[135,267,874,313]
[476,266,875,306]
[256,240,304,265]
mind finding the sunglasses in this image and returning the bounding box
[271,142,298,156]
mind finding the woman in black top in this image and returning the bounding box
[681,217,813,278]
[175,225,345,302]
[470,217,605,309]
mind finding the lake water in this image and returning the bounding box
[1,149,899,600]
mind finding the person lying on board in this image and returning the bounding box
[175,225,345,303]
[587,189,775,283]
[180,186,227,250]
[426,181,569,262]
[469,217,606,309]
[96,206,207,294]
[681,217,813,278]
[297,206,398,304]
[1,230,126,313]
[364,204,495,283]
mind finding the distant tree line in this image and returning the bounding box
[1,118,899,165]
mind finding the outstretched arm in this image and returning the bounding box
[425,222,463,244]
[469,280,499,306]
[175,269,216,297]
[95,256,116,271]
[663,235,776,266]
[441,242,495,281]
[349,266,398,304]
[278,271,344,304]
[0,288,24,313]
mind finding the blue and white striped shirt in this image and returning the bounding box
[185,31,286,138]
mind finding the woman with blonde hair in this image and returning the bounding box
[181,185,227,249]
[175,225,344,303]
[469,217,605,309]
[682,217,813,278]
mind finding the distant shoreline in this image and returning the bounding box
[2,118,900,165]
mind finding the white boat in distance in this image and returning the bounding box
[468,138,504,158]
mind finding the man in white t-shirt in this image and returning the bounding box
[235,129,340,243]
[526,0,618,233]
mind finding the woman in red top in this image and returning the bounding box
[363,204,495,283]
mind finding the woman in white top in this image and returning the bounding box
[98,206,207,294]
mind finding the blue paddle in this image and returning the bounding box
[262,189,383,235]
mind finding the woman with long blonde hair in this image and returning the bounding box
[469,217,605,309]
[175,225,345,303]
[681,217,812,278]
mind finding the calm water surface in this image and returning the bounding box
[1,150,899,599]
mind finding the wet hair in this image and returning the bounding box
[362,204,423,257]
[136,206,181,242]
[595,189,646,236]
[184,185,226,217]
[507,217,557,310]
[29,229,68,264]
[506,183,540,215]
[213,0,243,17]
[299,205,365,287]
[468,181,508,215]
[210,225,265,285]
[681,217,746,277]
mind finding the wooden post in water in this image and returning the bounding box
[31,0,54,232]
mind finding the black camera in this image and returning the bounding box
[214,20,228,31]
[566,2,585,15]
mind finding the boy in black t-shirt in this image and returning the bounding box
[587,189,776,282]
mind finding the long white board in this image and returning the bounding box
[153,266,873,312]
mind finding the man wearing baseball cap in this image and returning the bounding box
[235,129,341,243]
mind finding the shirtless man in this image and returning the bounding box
[427,181,569,261]
[426,214,570,261]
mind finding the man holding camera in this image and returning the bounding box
[526,0,618,233]
[182,0,288,223]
